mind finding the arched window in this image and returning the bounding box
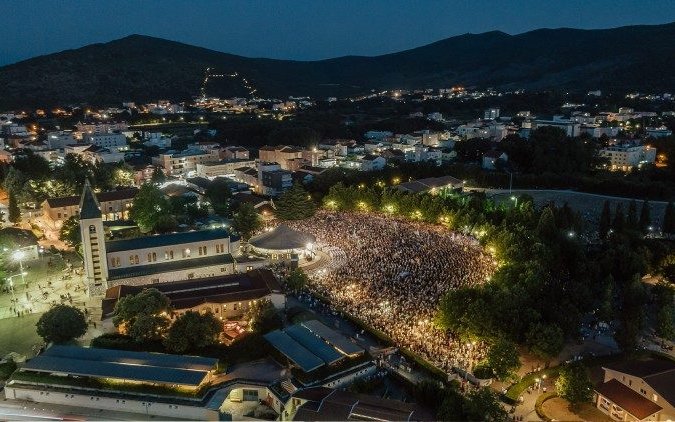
[89,225,96,234]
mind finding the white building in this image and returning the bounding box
[533,119,581,137]
[599,144,657,171]
[46,131,75,149]
[482,151,508,170]
[646,126,673,138]
[83,133,127,150]
[484,108,500,120]
[196,159,256,178]
[78,181,247,296]
[152,148,221,177]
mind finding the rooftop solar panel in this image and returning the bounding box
[301,320,364,356]
[263,330,324,372]
[285,325,343,365]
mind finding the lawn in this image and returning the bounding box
[0,313,43,357]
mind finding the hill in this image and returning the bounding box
[0,22,674,108]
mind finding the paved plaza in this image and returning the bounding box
[0,251,102,357]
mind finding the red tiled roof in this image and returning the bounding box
[595,379,662,420]
[44,188,138,208]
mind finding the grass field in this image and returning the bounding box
[0,313,43,358]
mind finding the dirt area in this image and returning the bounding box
[542,397,612,422]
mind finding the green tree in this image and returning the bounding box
[59,216,81,249]
[663,202,675,236]
[244,299,282,334]
[555,363,593,407]
[536,207,558,241]
[599,200,611,240]
[111,163,135,187]
[128,314,171,342]
[7,191,20,224]
[164,311,223,353]
[36,305,88,343]
[274,183,317,220]
[655,306,674,341]
[150,167,166,184]
[129,183,171,232]
[112,288,171,342]
[232,203,261,240]
[627,200,638,230]
[639,200,651,233]
[3,167,26,196]
[285,268,309,291]
[206,178,232,216]
[525,322,565,360]
[612,203,625,233]
[614,276,647,351]
[462,388,509,422]
[484,338,520,381]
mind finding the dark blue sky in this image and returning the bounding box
[2,0,674,66]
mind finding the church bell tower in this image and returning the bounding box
[79,180,109,296]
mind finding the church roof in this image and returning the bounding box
[106,228,237,253]
[249,224,316,251]
[79,180,101,219]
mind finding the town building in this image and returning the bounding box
[102,268,284,321]
[533,119,581,137]
[42,188,138,227]
[594,359,675,421]
[287,387,432,421]
[78,182,244,295]
[482,151,508,170]
[4,345,219,420]
[599,144,657,171]
[83,133,127,150]
[153,147,221,176]
[46,131,75,149]
[75,121,129,135]
[484,107,500,120]
[259,145,304,171]
[222,146,250,160]
[196,159,256,178]
[646,126,673,138]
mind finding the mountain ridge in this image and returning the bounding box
[1,22,674,108]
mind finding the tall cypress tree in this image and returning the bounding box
[274,183,317,221]
[638,200,651,233]
[8,191,20,224]
[664,202,675,236]
[626,200,638,230]
[599,200,611,239]
[612,203,625,233]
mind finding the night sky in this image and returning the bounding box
[1,0,673,66]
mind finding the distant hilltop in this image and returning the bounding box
[0,22,674,108]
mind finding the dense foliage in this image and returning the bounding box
[243,299,283,334]
[129,183,174,233]
[112,288,171,342]
[232,203,262,240]
[164,311,223,353]
[36,305,88,343]
[274,183,317,220]
[555,363,593,406]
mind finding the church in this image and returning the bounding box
[78,181,265,296]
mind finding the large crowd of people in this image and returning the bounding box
[289,211,497,374]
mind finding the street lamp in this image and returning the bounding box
[510,196,518,208]
[12,250,26,287]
